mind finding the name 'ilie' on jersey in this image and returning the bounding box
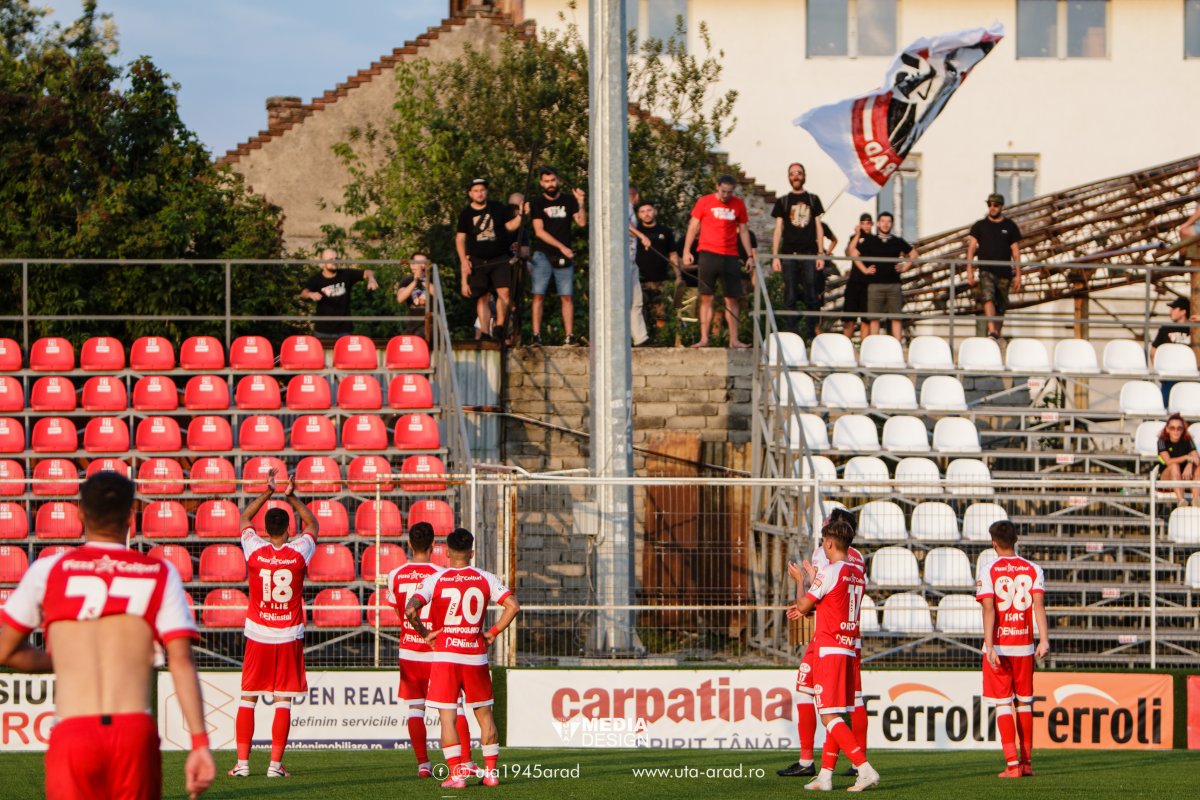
[241,526,316,644]
[976,555,1045,656]
[415,566,512,665]
[805,559,866,656]
[387,562,444,659]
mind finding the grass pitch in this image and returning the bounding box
[1,747,1195,798]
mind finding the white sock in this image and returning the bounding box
[418,761,431,769]
[236,759,249,769]
[799,759,813,767]
[818,768,833,779]
[269,760,282,771]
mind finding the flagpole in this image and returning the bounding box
[823,183,850,215]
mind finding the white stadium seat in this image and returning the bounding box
[894,457,941,495]
[776,371,817,407]
[909,501,960,541]
[858,500,908,541]
[924,547,974,588]
[1168,382,1200,416]
[843,456,890,494]
[859,594,880,633]
[882,415,931,453]
[1102,339,1149,376]
[976,547,999,577]
[832,415,879,451]
[1053,339,1098,374]
[1005,338,1051,373]
[870,374,917,410]
[870,546,921,587]
[1186,552,1200,589]
[821,373,868,409]
[935,595,982,634]
[907,336,954,370]
[1133,420,1162,457]
[812,499,847,533]
[945,458,993,497]
[859,335,906,369]
[957,337,1003,371]
[920,375,967,411]
[767,332,807,367]
[1119,380,1165,416]
[881,593,934,634]
[1154,343,1200,378]
[797,455,838,488]
[810,333,857,369]
[1168,506,1200,544]
[786,412,830,451]
[963,503,1008,542]
[933,417,981,454]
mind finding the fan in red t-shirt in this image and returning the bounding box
[681,175,756,350]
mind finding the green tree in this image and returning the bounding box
[0,0,290,343]
[324,12,737,341]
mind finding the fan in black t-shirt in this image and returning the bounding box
[966,193,1023,339]
[769,163,827,338]
[1157,412,1200,506]
[455,178,523,342]
[300,247,379,336]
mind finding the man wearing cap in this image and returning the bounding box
[456,179,523,342]
[1152,297,1197,405]
[965,193,1022,339]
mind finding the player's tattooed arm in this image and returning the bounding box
[405,595,437,645]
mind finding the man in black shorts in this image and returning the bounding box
[681,175,756,349]
[851,211,916,339]
[841,214,873,340]
[965,193,1022,339]
[456,178,523,341]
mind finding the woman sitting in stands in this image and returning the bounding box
[1157,413,1200,507]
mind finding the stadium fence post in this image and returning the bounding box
[21,261,28,350]
[1149,469,1158,669]
[224,261,232,347]
[948,257,957,351]
[373,480,382,668]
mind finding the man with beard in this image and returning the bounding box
[770,163,827,339]
[456,179,523,342]
[528,167,587,346]
[965,193,1022,340]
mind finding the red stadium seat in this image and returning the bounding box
[0,588,10,609]
[196,500,239,538]
[0,546,29,582]
[393,414,439,451]
[251,500,295,536]
[33,458,76,496]
[35,501,82,539]
[238,415,285,451]
[38,544,73,561]
[0,459,25,496]
[347,455,393,492]
[130,337,175,371]
[179,336,224,370]
[308,499,349,538]
[337,375,382,410]
[83,416,130,453]
[0,376,24,412]
[291,415,336,451]
[361,543,407,582]
[137,458,184,495]
[29,337,74,372]
[187,416,233,452]
[242,456,287,494]
[0,418,24,453]
[286,374,332,410]
[81,376,127,411]
[308,544,355,583]
[0,503,29,540]
[312,587,362,627]
[234,375,281,410]
[199,544,246,582]
[399,454,446,492]
[388,374,434,410]
[148,544,193,583]
[342,414,388,451]
[32,417,77,453]
[386,335,431,370]
[366,589,402,628]
[142,500,188,539]
[333,335,378,370]
[80,337,125,371]
[229,336,275,370]
[132,376,178,411]
[355,500,403,539]
[295,456,341,493]
[0,339,20,372]
[407,499,455,539]
[30,376,77,412]
[202,588,250,628]
[191,457,235,494]
[135,416,182,451]
[86,458,132,480]
[183,375,230,411]
[280,335,325,370]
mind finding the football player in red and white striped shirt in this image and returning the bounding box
[976,519,1049,779]
[387,521,477,777]
[406,528,519,789]
[228,475,319,779]
[0,473,214,800]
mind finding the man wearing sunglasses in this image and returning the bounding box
[965,193,1023,340]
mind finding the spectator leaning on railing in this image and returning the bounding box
[299,248,379,338]
[395,253,432,338]
[965,193,1022,341]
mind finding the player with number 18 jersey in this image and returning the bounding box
[240,524,315,693]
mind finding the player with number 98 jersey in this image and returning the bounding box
[976,555,1045,702]
[240,525,316,694]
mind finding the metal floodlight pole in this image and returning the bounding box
[587,0,639,655]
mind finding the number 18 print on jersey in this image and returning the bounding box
[240,526,316,644]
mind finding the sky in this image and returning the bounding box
[50,0,448,157]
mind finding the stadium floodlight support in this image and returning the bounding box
[586,0,641,656]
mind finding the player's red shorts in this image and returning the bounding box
[399,656,433,702]
[812,654,856,714]
[982,653,1035,704]
[242,638,308,695]
[427,661,493,710]
[795,645,818,694]
[46,712,161,800]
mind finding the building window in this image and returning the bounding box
[807,0,898,58]
[1187,0,1200,58]
[994,155,1039,206]
[877,156,920,240]
[626,0,688,45]
[1017,0,1108,59]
